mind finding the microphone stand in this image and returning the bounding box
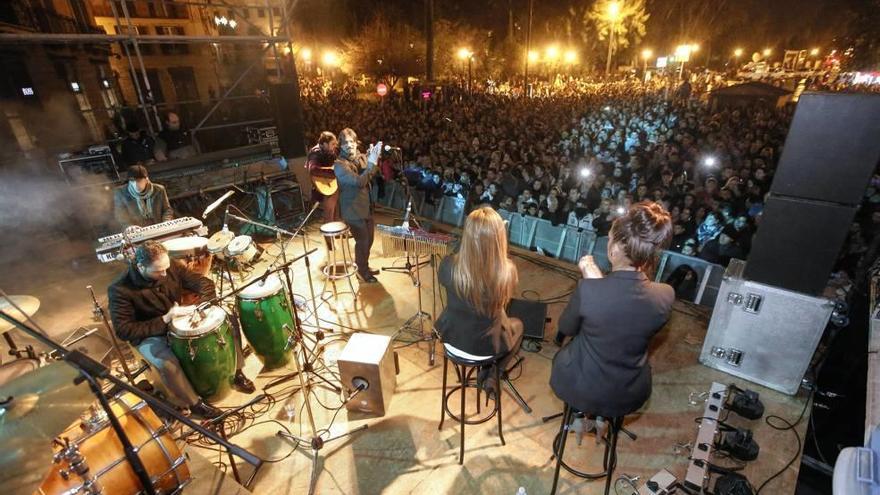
[87,285,135,385]
[0,297,264,491]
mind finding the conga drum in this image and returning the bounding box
[236,274,295,369]
[162,236,212,276]
[38,391,190,495]
[168,306,236,399]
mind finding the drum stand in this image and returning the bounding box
[87,285,136,385]
[0,292,264,493]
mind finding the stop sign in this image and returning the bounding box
[376,83,388,96]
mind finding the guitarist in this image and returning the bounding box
[307,131,340,222]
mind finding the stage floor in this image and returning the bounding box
[0,214,809,494]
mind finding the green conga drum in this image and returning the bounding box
[236,274,294,369]
[169,306,236,399]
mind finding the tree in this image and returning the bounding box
[343,13,424,89]
[584,0,649,73]
[433,19,490,81]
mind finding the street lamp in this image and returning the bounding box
[546,45,559,61]
[457,48,473,94]
[605,1,621,75]
[641,48,652,82]
[762,48,772,58]
[675,44,693,80]
[528,50,539,63]
[564,50,578,65]
[810,47,820,56]
[733,48,743,58]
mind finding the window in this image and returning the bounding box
[272,7,280,16]
[257,8,265,18]
[157,26,188,55]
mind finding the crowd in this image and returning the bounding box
[301,75,797,270]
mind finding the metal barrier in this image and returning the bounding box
[508,213,537,248]
[437,196,467,227]
[559,226,597,263]
[533,219,568,258]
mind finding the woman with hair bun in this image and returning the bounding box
[550,201,675,418]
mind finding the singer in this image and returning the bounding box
[107,241,256,418]
[113,165,173,229]
[334,128,383,283]
[550,202,674,418]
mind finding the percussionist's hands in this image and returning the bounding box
[162,303,194,324]
[578,255,603,279]
[367,141,383,167]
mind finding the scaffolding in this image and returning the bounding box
[0,0,298,151]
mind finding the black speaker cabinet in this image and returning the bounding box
[769,93,880,206]
[269,82,307,158]
[743,196,857,295]
[507,298,548,339]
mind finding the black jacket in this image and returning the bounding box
[108,263,215,344]
[550,271,674,417]
[436,256,512,357]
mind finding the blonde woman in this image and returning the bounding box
[436,206,523,396]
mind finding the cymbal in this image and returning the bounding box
[0,295,40,333]
[0,362,92,495]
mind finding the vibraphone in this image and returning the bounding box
[377,225,457,257]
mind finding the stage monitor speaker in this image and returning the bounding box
[337,333,397,417]
[507,298,548,340]
[270,82,307,158]
[769,93,880,206]
[743,195,856,296]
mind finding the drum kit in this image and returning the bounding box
[163,229,261,282]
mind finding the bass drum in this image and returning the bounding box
[38,392,190,495]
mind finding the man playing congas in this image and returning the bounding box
[108,241,255,418]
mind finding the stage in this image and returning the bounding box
[0,211,809,494]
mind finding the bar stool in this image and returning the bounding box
[546,403,637,495]
[438,343,505,464]
[319,221,358,301]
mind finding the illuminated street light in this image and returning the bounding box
[608,1,620,20]
[733,48,743,58]
[810,48,820,56]
[457,47,472,60]
[322,50,338,67]
[641,49,652,83]
[301,48,312,61]
[228,19,237,29]
[605,1,621,75]
[457,48,474,94]
[690,43,700,53]
[564,50,578,64]
[528,50,539,63]
[545,45,559,61]
[763,48,772,57]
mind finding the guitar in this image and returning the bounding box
[311,167,338,196]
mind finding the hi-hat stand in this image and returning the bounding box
[0,292,264,492]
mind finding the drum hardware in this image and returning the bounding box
[0,292,264,494]
[87,285,136,385]
[52,438,101,494]
[1,295,41,361]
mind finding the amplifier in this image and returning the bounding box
[337,333,397,417]
[700,259,834,395]
[507,298,548,339]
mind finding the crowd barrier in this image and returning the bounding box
[375,183,725,307]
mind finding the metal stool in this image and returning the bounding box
[438,343,505,464]
[545,403,637,495]
[319,221,358,301]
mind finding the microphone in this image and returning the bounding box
[383,145,402,152]
[402,199,412,229]
[222,205,230,231]
[202,190,235,219]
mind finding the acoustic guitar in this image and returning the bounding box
[310,166,338,196]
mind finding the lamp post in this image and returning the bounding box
[457,48,473,94]
[605,1,620,75]
[732,47,743,68]
[675,44,693,80]
[641,48,652,82]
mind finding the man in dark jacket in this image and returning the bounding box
[108,241,255,418]
[114,165,174,228]
[333,128,383,283]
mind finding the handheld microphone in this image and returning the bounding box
[222,204,230,231]
[383,145,402,152]
[202,190,235,219]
